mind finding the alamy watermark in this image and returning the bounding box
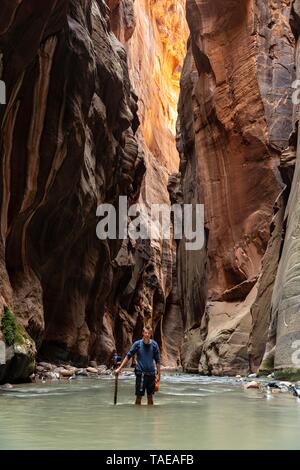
[292,80,300,105]
[96,196,204,251]
[291,340,300,367]
[0,340,5,365]
[0,80,5,105]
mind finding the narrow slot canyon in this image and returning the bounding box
[1,0,300,388]
[0,0,189,381]
[3,0,300,453]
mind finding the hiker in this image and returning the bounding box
[114,326,161,405]
[111,350,122,369]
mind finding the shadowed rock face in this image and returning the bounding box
[0,0,188,381]
[3,0,300,382]
[177,0,298,375]
[0,0,145,379]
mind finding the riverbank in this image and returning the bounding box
[1,362,300,402]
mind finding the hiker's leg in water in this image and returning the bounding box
[135,375,143,404]
[146,376,155,405]
[147,394,153,405]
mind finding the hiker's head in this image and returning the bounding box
[142,326,152,344]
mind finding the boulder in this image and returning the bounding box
[86,367,98,374]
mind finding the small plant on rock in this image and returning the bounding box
[1,306,17,346]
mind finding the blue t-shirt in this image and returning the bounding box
[126,339,160,375]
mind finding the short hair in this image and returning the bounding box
[143,325,153,333]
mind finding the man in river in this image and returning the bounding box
[114,326,161,405]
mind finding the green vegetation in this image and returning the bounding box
[1,306,17,346]
[257,369,272,377]
[14,322,28,346]
[274,368,300,382]
[1,306,36,381]
[1,306,31,347]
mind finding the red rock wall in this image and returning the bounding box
[177,0,296,374]
[4,0,298,380]
[259,0,300,376]
[0,0,146,378]
[0,0,188,381]
[111,0,188,366]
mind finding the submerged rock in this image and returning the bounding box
[245,381,260,390]
[267,382,280,389]
[0,383,13,390]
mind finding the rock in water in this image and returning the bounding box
[75,369,88,377]
[60,370,74,378]
[245,381,260,390]
[267,382,280,389]
[1,383,13,390]
[292,387,300,398]
[86,367,98,374]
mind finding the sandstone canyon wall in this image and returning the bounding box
[177,0,300,377]
[110,0,188,366]
[2,0,300,384]
[0,0,187,383]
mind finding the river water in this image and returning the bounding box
[0,373,300,450]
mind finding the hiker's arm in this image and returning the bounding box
[156,363,161,382]
[115,356,129,374]
[154,344,161,381]
[115,341,139,374]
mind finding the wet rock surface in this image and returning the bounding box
[31,361,112,383]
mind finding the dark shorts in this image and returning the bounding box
[135,373,155,396]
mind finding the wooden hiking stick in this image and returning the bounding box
[114,373,119,405]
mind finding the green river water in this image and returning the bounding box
[0,373,299,450]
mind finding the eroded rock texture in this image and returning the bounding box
[126,0,188,172]
[0,0,188,381]
[112,0,188,366]
[177,0,298,375]
[260,0,300,376]
[0,0,146,381]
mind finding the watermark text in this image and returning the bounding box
[96,197,204,251]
